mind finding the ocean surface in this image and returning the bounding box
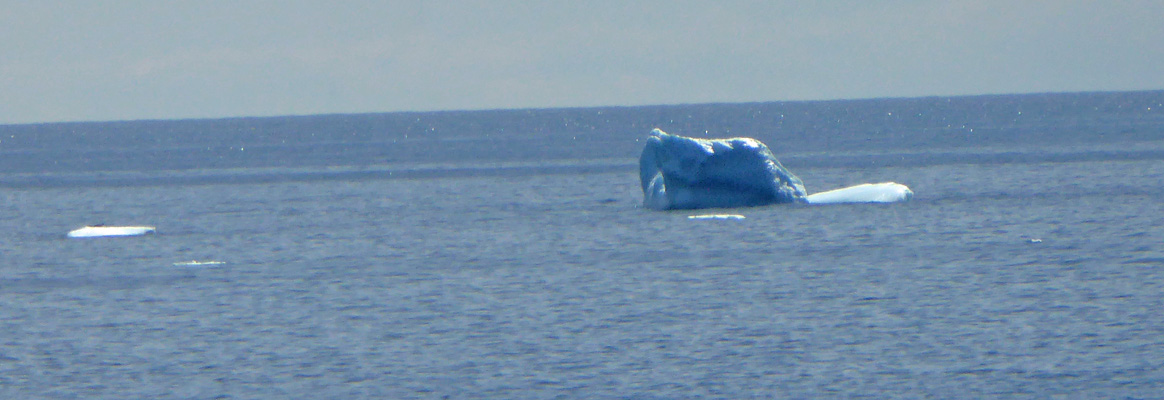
[2,91,1163,398]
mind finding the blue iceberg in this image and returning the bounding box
[639,129,912,210]
[639,129,808,210]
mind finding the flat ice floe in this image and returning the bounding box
[66,226,156,238]
[805,182,914,204]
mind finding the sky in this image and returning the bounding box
[2,1,1163,124]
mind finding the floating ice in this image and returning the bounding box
[639,129,807,210]
[639,129,912,209]
[66,226,156,238]
[172,260,227,267]
[805,182,914,204]
[687,214,746,220]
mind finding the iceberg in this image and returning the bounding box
[639,129,912,210]
[639,129,808,210]
[66,225,156,238]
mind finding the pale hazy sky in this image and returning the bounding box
[3,1,1163,124]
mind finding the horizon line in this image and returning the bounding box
[4,88,1161,127]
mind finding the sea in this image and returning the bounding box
[1,91,1163,399]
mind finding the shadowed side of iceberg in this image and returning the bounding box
[805,182,914,204]
[639,129,807,210]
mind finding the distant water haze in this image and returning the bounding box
[2,91,1161,181]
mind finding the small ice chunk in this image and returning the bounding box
[687,214,746,220]
[68,225,157,237]
[172,260,227,267]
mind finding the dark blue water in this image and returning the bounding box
[2,91,1163,398]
